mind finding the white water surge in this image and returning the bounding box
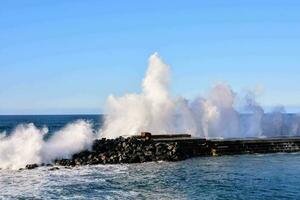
[0,120,94,170]
[100,53,265,139]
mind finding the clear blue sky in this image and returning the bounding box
[1,0,300,114]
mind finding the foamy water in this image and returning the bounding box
[1,154,300,199]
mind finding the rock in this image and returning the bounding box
[167,144,174,150]
[141,132,152,140]
[21,134,192,169]
[52,136,187,167]
[99,154,106,161]
[144,150,153,156]
[49,167,60,171]
[25,164,39,170]
[122,142,126,148]
[75,160,81,165]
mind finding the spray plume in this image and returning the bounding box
[100,53,265,138]
[0,120,94,170]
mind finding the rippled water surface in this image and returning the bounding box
[1,115,300,199]
[1,153,300,199]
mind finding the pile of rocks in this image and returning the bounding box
[54,136,187,166]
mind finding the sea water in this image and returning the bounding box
[1,154,300,199]
[0,115,300,199]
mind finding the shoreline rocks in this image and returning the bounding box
[54,136,187,167]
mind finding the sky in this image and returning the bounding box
[0,0,300,114]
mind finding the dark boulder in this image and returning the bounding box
[49,167,60,171]
[25,164,39,170]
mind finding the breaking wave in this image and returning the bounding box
[0,120,94,170]
[100,53,300,139]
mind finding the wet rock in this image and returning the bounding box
[49,167,60,171]
[25,164,39,170]
[53,136,186,167]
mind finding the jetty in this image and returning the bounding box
[146,133,300,156]
[51,133,300,168]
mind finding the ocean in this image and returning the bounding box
[1,115,300,199]
[0,115,103,135]
[1,153,300,199]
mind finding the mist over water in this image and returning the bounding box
[100,53,300,139]
[0,53,300,169]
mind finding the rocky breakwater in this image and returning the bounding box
[54,135,188,167]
